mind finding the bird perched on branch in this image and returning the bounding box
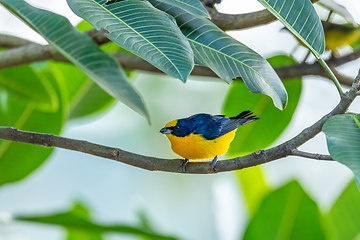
[160,111,259,172]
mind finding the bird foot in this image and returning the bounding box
[182,159,189,172]
[210,156,218,173]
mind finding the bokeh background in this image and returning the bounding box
[0,0,360,239]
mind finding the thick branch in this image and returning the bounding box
[207,7,276,31]
[0,43,67,68]
[206,0,319,31]
[0,75,358,174]
[0,34,34,48]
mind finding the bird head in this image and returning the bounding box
[160,119,192,137]
[160,120,178,134]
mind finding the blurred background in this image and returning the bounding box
[0,0,360,239]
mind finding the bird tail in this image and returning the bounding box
[230,111,259,125]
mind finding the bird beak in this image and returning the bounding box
[160,127,172,134]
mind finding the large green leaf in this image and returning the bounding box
[0,65,58,112]
[236,166,271,216]
[0,0,149,121]
[223,55,301,155]
[243,180,326,240]
[157,0,210,18]
[0,68,63,186]
[15,203,177,240]
[322,114,360,187]
[44,62,115,119]
[258,0,325,55]
[67,0,194,82]
[149,0,287,110]
[323,180,360,240]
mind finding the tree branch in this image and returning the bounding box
[202,0,320,31]
[0,43,67,68]
[0,34,34,48]
[0,74,358,174]
[206,7,277,31]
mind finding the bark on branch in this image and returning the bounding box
[203,0,319,31]
[0,74,358,174]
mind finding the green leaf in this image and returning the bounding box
[69,81,115,119]
[149,0,287,110]
[235,166,271,216]
[66,202,103,240]
[156,0,210,18]
[0,65,58,112]
[323,180,360,240]
[15,203,177,240]
[44,62,115,119]
[322,114,360,187]
[67,231,103,240]
[243,180,326,240]
[67,0,194,82]
[258,0,325,55]
[0,0,149,121]
[223,55,301,155]
[0,69,63,186]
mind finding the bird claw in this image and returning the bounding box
[182,159,189,172]
[210,156,218,173]
[182,157,218,173]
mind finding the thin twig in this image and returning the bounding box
[291,149,333,161]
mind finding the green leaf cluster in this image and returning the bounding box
[0,0,327,186]
[0,62,117,187]
[242,179,360,240]
[2,0,322,116]
[0,0,148,120]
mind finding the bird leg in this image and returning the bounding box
[210,156,218,172]
[182,159,189,172]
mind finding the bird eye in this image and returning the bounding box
[174,126,180,130]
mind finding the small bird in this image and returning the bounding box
[160,111,259,172]
[283,21,360,60]
[322,21,360,54]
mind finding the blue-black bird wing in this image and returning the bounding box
[218,111,259,137]
[188,114,222,140]
[182,111,259,140]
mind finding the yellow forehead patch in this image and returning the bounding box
[165,119,178,128]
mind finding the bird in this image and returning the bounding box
[283,21,360,60]
[322,21,360,54]
[160,111,259,172]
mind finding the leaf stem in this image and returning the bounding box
[316,56,344,95]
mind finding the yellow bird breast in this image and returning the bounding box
[165,129,237,160]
